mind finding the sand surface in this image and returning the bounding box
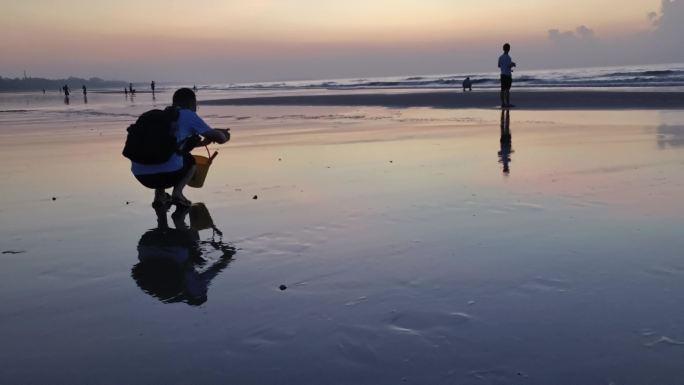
[202,90,684,110]
[2,92,684,384]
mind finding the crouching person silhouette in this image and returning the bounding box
[132,203,236,306]
[123,88,230,207]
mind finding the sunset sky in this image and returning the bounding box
[2,0,681,82]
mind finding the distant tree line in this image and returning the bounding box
[0,76,127,91]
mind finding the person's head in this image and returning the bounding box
[503,43,511,53]
[172,88,197,111]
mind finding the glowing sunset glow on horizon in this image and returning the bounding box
[2,0,680,82]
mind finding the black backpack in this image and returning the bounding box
[122,107,180,164]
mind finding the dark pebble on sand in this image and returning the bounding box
[390,160,393,163]
[279,285,287,291]
[126,201,130,205]
[253,195,258,200]
[278,158,282,161]
[52,197,56,201]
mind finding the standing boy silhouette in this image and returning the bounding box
[498,43,516,108]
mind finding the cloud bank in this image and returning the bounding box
[540,0,684,68]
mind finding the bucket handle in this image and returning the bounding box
[204,145,218,164]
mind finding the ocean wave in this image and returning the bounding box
[605,70,684,77]
[200,64,684,90]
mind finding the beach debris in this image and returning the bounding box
[253,195,258,200]
[279,284,287,291]
[2,250,25,254]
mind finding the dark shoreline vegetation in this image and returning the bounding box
[0,76,127,91]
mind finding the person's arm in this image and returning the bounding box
[186,111,230,145]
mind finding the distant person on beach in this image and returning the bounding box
[498,43,516,108]
[42,89,45,94]
[129,83,135,95]
[193,84,197,92]
[62,84,70,96]
[462,77,472,92]
[128,88,230,207]
[82,85,87,95]
[151,81,156,93]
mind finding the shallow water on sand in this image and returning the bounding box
[1,99,684,384]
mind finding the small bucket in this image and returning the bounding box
[188,155,211,188]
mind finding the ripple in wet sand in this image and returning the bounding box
[645,336,684,347]
[517,277,570,294]
[388,310,473,337]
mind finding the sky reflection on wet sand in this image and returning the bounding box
[1,101,684,384]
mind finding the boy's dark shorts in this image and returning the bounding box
[134,154,195,189]
[501,75,513,90]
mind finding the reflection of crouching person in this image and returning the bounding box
[130,88,229,207]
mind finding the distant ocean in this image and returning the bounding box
[200,63,684,91]
[3,63,684,112]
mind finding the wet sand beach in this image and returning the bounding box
[202,90,684,110]
[1,92,684,384]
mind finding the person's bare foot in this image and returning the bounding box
[171,194,192,207]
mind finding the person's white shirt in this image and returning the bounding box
[498,53,513,76]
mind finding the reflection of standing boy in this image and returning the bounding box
[498,43,516,108]
[498,109,513,174]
